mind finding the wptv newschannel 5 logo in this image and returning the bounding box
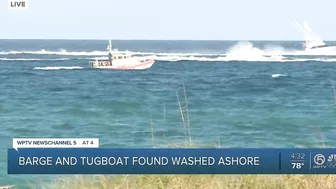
[313,153,336,169]
[8,0,28,10]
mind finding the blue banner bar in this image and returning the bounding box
[7,148,336,174]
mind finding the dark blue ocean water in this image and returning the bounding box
[1,40,336,187]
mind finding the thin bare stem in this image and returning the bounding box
[331,81,336,104]
[150,112,154,148]
[318,128,325,148]
[176,91,187,143]
[163,103,166,122]
[183,83,191,144]
[314,126,325,148]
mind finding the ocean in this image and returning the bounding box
[0,39,336,187]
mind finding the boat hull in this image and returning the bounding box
[305,46,336,52]
[89,59,155,70]
[303,46,336,56]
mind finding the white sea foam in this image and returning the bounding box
[0,58,70,61]
[225,41,336,56]
[3,55,336,63]
[33,66,84,70]
[0,41,332,57]
[0,49,108,56]
[137,55,336,62]
[2,41,336,63]
[0,49,220,56]
[272,74,286,78]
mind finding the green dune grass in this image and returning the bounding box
[41,174,336,189]
[37,86,335,189]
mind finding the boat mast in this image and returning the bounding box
[303,21,326,48]
[107,39,113,66]
[303,20,316,49]
[292,20,308,49]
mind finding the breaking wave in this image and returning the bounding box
[0,58,71,61]
[2,42,336,62]
[0,49,219,56]
[33,66,84,70]
[0,49,108,56]
[272,74,286,78]
[3,56,336,63]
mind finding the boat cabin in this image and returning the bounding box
[88,51,133,68]
[111,53,131,60]
[304,40,328,50]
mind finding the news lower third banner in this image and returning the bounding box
[7,138,336,174]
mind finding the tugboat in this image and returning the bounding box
[89,40,155,70]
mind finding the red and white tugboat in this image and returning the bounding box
[89,40,155,70]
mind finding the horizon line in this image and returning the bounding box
[2,38,336,42]
[0,38,312,41]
